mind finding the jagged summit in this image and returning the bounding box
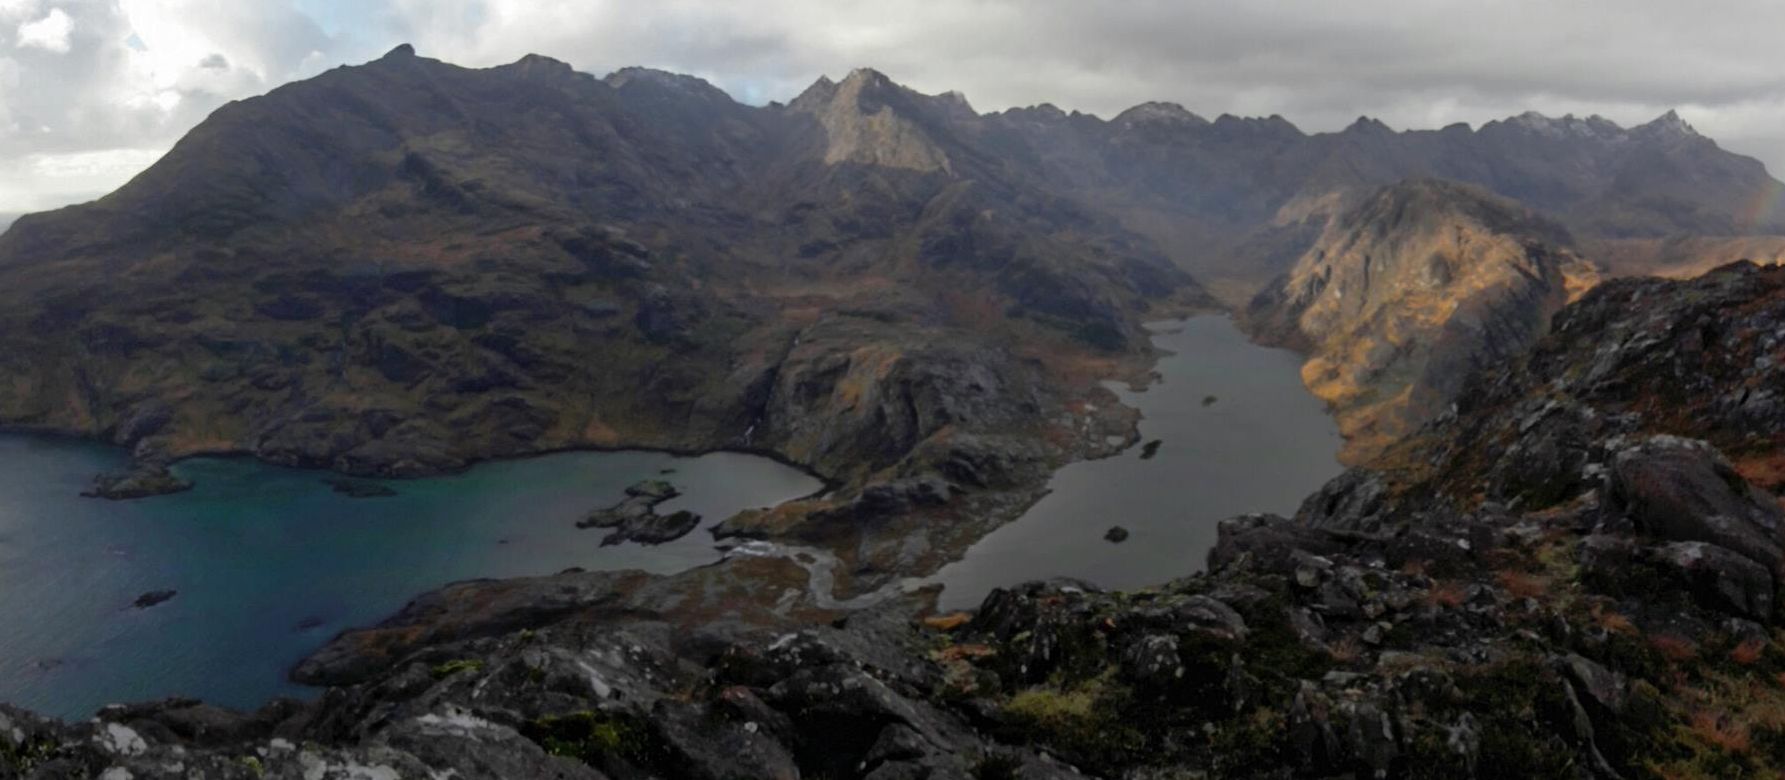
[840,66,894,89]
[791,66,955,173]
[1343,116,1394,135]
[383,43,415,59]
[1495,110,1627,140]
[1636,108,1701,140]
[788,75,838,112]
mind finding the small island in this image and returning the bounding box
[1104,526,1130,543]
[82,465,193,500]
[578,479,703,546]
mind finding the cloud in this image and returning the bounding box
[0,0,350,210]
[3,1,1785,213]
[15,6,71,52]
[0,146,163,212]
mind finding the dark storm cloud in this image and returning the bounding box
[4,0,1784,213]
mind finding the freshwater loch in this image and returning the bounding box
[927,314,1345,609]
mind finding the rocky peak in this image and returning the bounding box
[930,89,977,122]
[788,75,838,112]
[1498,110,1628,141]
[383,43,416,60]
[1634,109,1701,141]
[1000,103,1069,122]
[1113,101,1209,128]
[1209,113,1306,141]
[504,52,580,82]
[1342,115,1395,136]
[792,66,954,173]
[603,66,734,104]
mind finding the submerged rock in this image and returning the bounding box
[324,478,398,498]
[132,590,177,610]
[1139,439,1162,459]
[1105,525,1131,543]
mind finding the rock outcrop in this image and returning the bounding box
[1247,179,1595,461]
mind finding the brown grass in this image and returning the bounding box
[1688,710,1751,754]
[1590,604,1639,636]
[936,643,997,663]
[1731,639,1768,666]
[1425,580,1467,609]
[923,612,973,632]
[1734,452,1785,495]
[1495,570,1549,600]
[1652,635,1701,664]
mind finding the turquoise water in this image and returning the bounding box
[928,314,1344,609]
[0,440,821,719]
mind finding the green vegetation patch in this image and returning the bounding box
[1000,674,1143,765]
[430,658,486,679]
[522,710,660,768]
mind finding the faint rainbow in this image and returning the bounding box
[1737,178,1785,232]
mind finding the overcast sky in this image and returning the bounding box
[4,0,1785,215]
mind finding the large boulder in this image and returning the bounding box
[1604,435,1785,572]
[1651,541,1775,621]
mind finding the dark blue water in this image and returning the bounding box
[928,315,1344,609]
[0,441,821,719]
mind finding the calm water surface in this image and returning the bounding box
[927,314,1344,609]
[0,441,821,719]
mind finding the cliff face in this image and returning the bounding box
[1247,179,1594,461]
[6,264,1782,780]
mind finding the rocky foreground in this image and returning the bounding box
[5,270,1784,779]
